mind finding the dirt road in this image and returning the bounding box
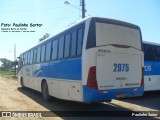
[0,76,159,120]
[0,76,61,120]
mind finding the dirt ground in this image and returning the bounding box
[0,76,159,120]
[0,76,61,120]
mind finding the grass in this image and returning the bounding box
[0,70,15,75]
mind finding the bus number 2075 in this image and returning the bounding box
[113,63,129,72]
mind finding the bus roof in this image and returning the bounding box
[19,16,141,56]
[41,16,140,44]
[143,41,160,46]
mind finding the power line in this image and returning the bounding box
[0,0,59,8]
[0,6,65,13]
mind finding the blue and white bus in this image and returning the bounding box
[143,41,160,91]
[18,17,144,103]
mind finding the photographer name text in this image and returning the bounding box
[1,23,43,33]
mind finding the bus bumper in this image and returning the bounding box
[83,85,144,103]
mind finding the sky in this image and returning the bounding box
[0,0,160,61]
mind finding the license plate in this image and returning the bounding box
[116,93,125,98]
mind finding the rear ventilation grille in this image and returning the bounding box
[111,44,130,48]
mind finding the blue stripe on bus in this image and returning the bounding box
[83,85,144,102]
[33,57,82,80]
[144,61,160,76]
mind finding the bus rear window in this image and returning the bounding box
[96,23,141,50]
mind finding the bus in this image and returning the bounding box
[143,41,160,91]
[18,17,144,103]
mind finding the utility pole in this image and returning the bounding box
[14,44,16,62]
[81,0,85,18]
[14,44,16,76]
[65,0,86,19]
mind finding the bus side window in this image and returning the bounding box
[157,47,160,60]
[25,53,28,65]
[64,33,71,58]
[30,50,33,64]
[45,41,51,61]
[27,52,30,65]
[37,46,41,63]
[33,49,37,63]
[144,44,149,61]
[71,30,77,57]
[23,54,26,65]
[21,54,24,66]
[19,55,23,67]
[52,39,58,60]
[150,46,156,61]
[58,36,64,59]
[77,28,83,56]
[146,45,156,61]
[41,45,46,62]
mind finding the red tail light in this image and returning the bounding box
[141,67,144,86]
[87,66,98,90]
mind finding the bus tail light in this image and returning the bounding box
[141,67,144,86]
[87,66,98,90]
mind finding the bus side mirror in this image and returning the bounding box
[17,57,20,61]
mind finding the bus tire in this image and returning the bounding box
[20,77,25,89]
[106,100,112,102]
[42,81,51,101]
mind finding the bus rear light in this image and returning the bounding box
[87,66,98,90]
[141,67,144,86]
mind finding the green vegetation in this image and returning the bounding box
[39,33,50,42]
[0,70,14,75]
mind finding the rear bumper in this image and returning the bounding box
[83,85,144,103]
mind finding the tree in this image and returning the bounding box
[39,33,50,42]
[0,58,12,71]
[11,60,18,75]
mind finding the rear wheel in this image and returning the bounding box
[105,100,112,102]
[42,81,51,101]
[20,77,25,89]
